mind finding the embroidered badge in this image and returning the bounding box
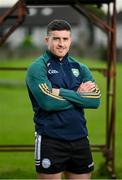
[42,158,51,169]
[71,68,80,77]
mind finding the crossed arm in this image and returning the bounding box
[52,81,96,95]
[26,62,101,111]
[52,81,101,109]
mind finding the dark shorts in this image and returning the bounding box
[35,134,94,174]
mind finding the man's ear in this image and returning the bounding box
[45,36,49,44]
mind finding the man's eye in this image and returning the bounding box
[63,38,68,41]
[53,37,59,40]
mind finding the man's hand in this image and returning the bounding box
[52,88,60,96]
[77,81,96,93]
[52,81,96,96]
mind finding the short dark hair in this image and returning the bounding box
[47,19,71,35]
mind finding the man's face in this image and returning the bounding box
[45,30,71,60]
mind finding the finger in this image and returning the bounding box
[84,83,96,89]
[83,81,94,85]
[81,82,95,88]
[78,84,96,93]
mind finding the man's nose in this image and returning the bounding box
[58,39,64,46]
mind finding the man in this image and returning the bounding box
[26,19,101,179]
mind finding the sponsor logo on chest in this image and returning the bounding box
[48,69,59,74]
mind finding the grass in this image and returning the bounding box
[0,57,122,179]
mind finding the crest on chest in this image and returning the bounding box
[71,68,80,77]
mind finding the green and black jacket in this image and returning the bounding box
[26,51,101,140]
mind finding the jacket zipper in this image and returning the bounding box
[60,62,65,77]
